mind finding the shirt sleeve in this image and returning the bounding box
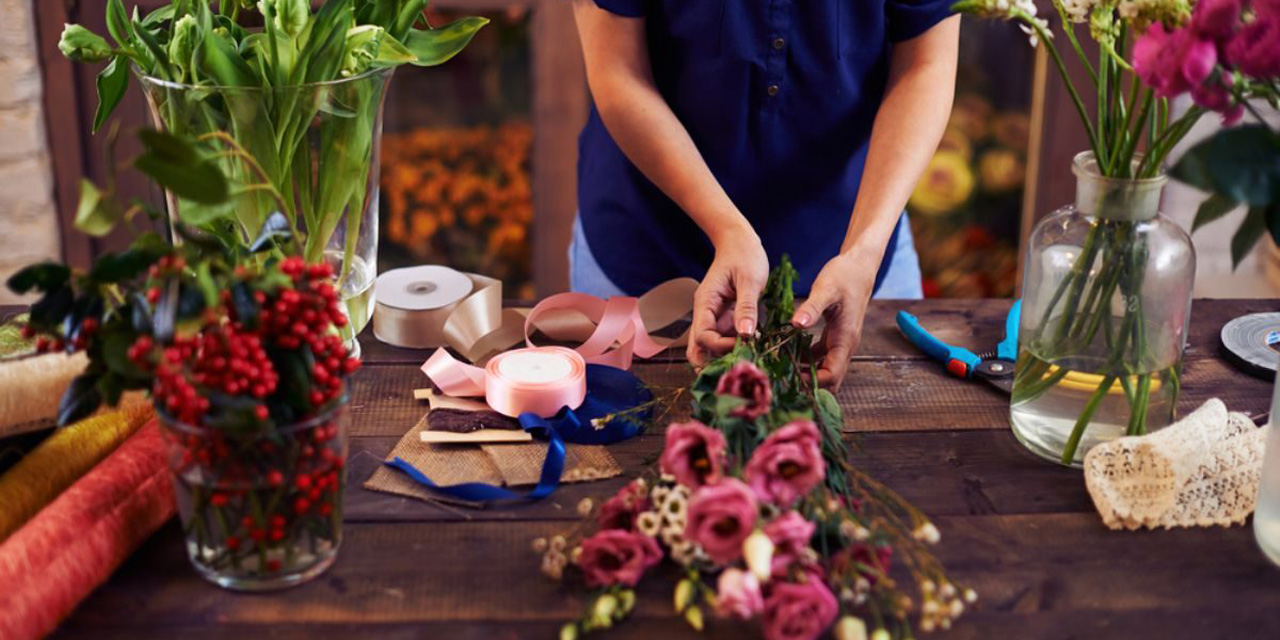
[885,0,955,42]
[592,0,646,18]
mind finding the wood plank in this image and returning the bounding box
[58,513,1280,634]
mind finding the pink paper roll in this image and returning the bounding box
[423,346,588,418]
[0,420,174,640]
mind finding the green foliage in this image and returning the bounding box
[1176,125,1280,269]
[133,129,229,205]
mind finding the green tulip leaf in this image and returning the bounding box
[405,17,489,67]
[73,178,121,237]
[92,56,130,133]
[134,130,229,205]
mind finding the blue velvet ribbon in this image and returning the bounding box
[385,364,652,503]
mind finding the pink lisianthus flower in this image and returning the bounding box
[765,511,817,576]
[659,420,727,490]
[577,529,663,588]
[685,478,758,564]
[597,478,650,531]
[745,420,825,506]
[1180,37,1218,86]
[1226,13,1280,79]
[715,361,773,420]
[1134,25,1193,97]
[761,574,840,640]
[715,567,765,619]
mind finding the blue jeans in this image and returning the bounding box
[568,214,924,300]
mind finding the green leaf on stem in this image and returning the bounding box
[140,5,176,29]
[73,178,121,237]
[1191,193,1238,232]
[7,262,71,295]
[93,56,130,133]
[134,129,229,204]
[200,28,258,86]
[404,17,490,67]
[105,0,134,47]
[1230,206,1267,269]
[88,247,163,283]
[1170,125,1280,207]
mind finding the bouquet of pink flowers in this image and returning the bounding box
[535,260,970,640]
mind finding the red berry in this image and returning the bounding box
[20,325,35,339]
[270,515,286,529]
[295,474,311,490]
[249,528,265,542]
[343,358,361,374]
[310,391,325,406]
[35,336,49,353]
[146,287,161,304]
[254,405,269,421]
[266,470,284,487]
[265,559,281,572]
[226,536,241,551]
[308,488,322,501]
[269,529,286,542]
[80,317,99,335]
[293,498,310,514]
[210,493,229,508]
[241,515,255,529]
[319,503,333,516]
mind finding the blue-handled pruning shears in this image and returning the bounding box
[895,301,1021,394]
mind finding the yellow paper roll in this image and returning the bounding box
[0,399,153,543]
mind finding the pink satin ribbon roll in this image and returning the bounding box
[422,347,587,418]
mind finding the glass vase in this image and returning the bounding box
[1255,367,1280,567]
[138,69,393,357]
[157,396,350,591]
[1011,152,1195,467]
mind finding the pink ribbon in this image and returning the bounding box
[523,293,671,369]
[422,347,588,418]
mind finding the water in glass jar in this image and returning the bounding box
[1254,379,1280,567]
[325,251,376,357]
[1010,348,1178,467]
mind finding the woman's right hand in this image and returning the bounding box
[687,226,769,368]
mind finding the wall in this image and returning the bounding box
[0,0,59,304]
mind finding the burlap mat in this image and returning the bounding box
[364,409,622,508]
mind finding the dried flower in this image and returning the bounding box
[531,537,548,553]
[660,420,728,490]
[577,498,594,517]
[913,522,941,545]
[577,529,662,588]
[761,574,839,640]
[715,361,773,420]
[685,479,758,564]
[745,421,825,506]
[716,568,765,619]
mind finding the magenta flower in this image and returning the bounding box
[685,478,758,564]
[597,478,650,531]
[765,511,817,576]
[1180,37,1218,86]
[715,567,765,619]
[577,529,662,588]
[715,361,773,420]
[1134,25,1192,97]
[1192,0,1242,39]
[659,420,728,489]
[1226,14,1280,79]
[761,574,839,640]
[745,421,826,506]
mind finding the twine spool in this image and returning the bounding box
[0,421,173,640]
[0,400,153,543]
[0,352,89,439]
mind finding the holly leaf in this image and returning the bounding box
[58,373,103,427]
[7,262,71,294]
[1191,193,1238,233]
[1230,207,1267,269]
[1170,125,1280,207]
[29,286,74,328]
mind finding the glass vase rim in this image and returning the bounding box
[1071,150,1168,186]
[157,388,350,437]
[133,65,394,93]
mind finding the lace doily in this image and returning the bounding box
[1083,399,1267,530]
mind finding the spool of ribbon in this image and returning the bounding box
[373,266,522,361]
[422,346,588,418]
[387,364,651,503]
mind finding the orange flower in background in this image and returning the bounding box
[978,148,1026,193]
[908,151,975,217]
[937,127,974,161]
[947,94,993,140]
[991,111,1031,152]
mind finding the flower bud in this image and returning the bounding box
[340,25,415,77]
[593,594,618,621]
[743,529,775,583]
[59,24,112,62]
[618,589,636,615]
[834,616,868,640]
[168,15,199,78]
[558,623,578,640]
[870,630,891,640]
[674,578,696,612]
[683,605,705,631]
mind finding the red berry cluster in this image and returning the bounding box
[27,315,97,353]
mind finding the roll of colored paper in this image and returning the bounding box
[0,400,152,543]
[0,352,88,439]
[0,420,174,640]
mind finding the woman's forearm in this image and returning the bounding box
[571,0,754,248]
[842,17,961,265]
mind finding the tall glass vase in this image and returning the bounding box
[1011,152,1195,467]
[138,69,393,356]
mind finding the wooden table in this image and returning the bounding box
[54,299,1280,639]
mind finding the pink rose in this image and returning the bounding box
[765,511,817,576]
[1192,0,1242,40]
[745,421,826,506]
[1226,14,1280,79]
[715,567,765,619]
[715,361,773,420]
[685,478,758,564]
[577,529,663,588]
[761,575,839,640]
[597,478,649,531]
[659,420,728,489]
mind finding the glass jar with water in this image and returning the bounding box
[1255,372,1280,567]
[1011,152,1195,467]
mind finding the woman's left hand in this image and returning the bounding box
[790,252,878,389]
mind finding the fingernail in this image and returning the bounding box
[794,313,811,327]
[739,320,755,336]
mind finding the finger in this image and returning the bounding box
[815,321,862,389]
[732,272,765,336]
[688,286,729,367]
[793,283,838,329]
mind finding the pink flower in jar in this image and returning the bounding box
[1226,13,1280,79]
[685,478,758,564]
[1134,25,1192,97]
[1192,0,1242,40]
[1191,80,1245,125]
[715,361,773,420]
[745,421,826,506]
[659,420,727,489]
[761,573,840,640]
[577,529,663,588]
[597,478,650,531]
[715,567,765,619]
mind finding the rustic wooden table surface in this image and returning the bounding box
[52,299,1280,639]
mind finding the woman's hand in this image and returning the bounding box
[686,226,769,368]
[791,252,878,388]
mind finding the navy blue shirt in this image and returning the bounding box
[577,0,954,295]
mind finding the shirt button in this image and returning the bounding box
[772,37,786,50]
[767,84,780,97]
